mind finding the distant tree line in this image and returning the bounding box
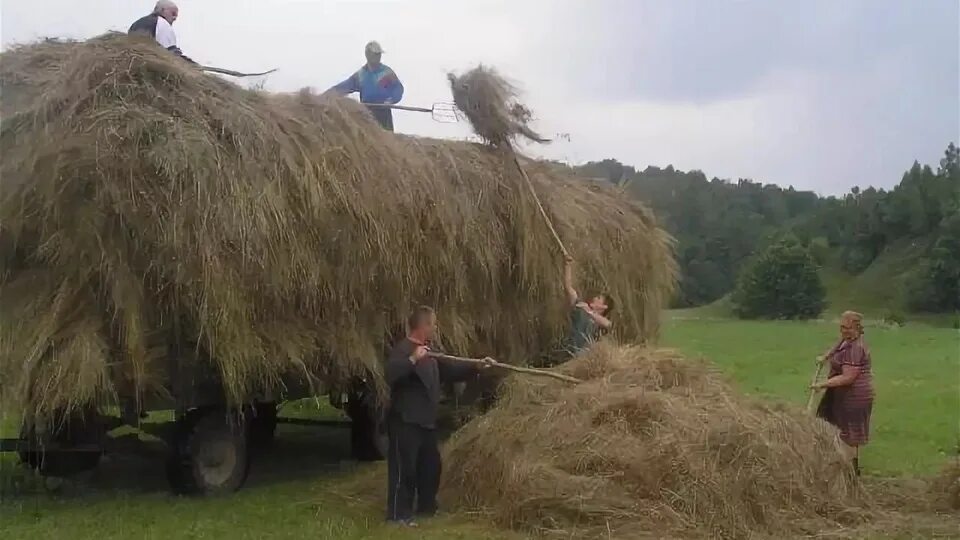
[575,143,959,315]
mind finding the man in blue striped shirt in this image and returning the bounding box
[331,41,405,131]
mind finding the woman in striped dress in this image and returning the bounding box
[813,311,875,476]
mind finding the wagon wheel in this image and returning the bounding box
[346,381,388,461]
[166,408,250,495]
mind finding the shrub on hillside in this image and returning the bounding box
[732,235,826,320]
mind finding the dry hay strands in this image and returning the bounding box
[849,469,960,539]
[440,342,868,539]
[0,35,676,427]
[448,65,548,148]
[929,459,960,511]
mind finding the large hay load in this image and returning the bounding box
[441,343,865,539]
[0,34,675,491]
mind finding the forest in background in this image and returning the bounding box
[575,143,959,314]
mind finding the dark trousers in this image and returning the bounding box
[366,105,395,132]
[386,419,440,521]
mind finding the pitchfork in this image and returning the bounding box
[364,102,461,123]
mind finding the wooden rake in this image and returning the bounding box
[807,357,826,413]
[428,352,582,384]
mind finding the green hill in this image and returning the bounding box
[820,240,957,326]
[819,239,925,314]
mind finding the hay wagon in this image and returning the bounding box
[0,36,674,500]
[0,351,389,496]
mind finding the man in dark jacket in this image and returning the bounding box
[128,1,196,64]
[384,306,488,526]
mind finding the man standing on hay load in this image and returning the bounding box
[128,1,196,64]
[384,306,490,526]
[330,41,405,131]
[561,255,614,359]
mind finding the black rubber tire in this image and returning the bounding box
[166,408,250,496]
[365,409,389,461]
[18,410,104,477]
[247,402,278,451]
[346,388,387,462]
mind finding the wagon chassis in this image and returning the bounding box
[0,376,387,496]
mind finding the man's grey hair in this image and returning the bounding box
[153,0,178,13]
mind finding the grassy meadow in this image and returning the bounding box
[662,316,958,476]
[1,315,957,539]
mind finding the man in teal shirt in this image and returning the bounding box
[331,41,405,131]
[563,255,614,357]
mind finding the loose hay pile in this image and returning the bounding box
[0,34,676,425]
[448,65,548,147]
[440,343,864,539]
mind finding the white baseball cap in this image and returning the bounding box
[365,41,384,54]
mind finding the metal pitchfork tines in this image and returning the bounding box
[365,102,461,123]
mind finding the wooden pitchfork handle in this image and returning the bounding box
[510,154,571,260]
[427,352,582,384]
[364,103,433,113]
[807,358,825,413]
[201,66,277,77]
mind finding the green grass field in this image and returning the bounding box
[661,317,959,476]
[2,317,957,539]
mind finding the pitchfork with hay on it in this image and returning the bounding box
[446,66,571,261]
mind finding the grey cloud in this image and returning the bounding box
[537,0,959,193]
[555,0,958,105]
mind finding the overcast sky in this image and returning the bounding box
[2,0,957,194]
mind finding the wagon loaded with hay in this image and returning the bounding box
[0,35,675,494]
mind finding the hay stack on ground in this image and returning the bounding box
[0,34,676,425]
[440,343,864,539]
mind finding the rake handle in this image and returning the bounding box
[807,359,825,413]
[427,352,582,384]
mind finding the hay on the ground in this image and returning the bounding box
[440,342,865,539]
[448,65,548,147]
[0,34,676,426]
